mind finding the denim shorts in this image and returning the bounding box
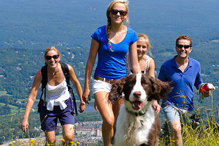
[92,79,112,94]
[39,98,75,132]
[162,103,190,124]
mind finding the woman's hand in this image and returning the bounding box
[78,102,86,113]
[82,89,91,104]
[152,100,161,114]
[21,119,28,133]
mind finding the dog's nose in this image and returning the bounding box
[133,91,141,98]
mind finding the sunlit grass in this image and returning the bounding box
[159,110,219,145]
[159,92,219,146]
[6,139,83,146]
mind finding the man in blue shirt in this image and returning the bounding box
[158,35,211,146]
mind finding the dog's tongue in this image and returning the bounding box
[131,101,145,110]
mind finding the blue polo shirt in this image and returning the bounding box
[158,56,203,111]
[91,25,138,80]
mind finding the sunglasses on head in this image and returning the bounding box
[176,44,191,49]
[45,55,59,60]
[110,9,127,16]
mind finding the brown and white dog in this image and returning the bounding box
[109,73,170,146]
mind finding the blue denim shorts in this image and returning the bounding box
[39,98,75,132]
[162,103,190,124]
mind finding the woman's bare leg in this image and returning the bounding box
[94,91,114,146]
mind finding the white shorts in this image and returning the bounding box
[92,79,112,94]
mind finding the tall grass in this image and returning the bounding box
[159,93,219,146]
[160,111,218,145]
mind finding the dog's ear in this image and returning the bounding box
[148,76,171,101]
[108,76,127,104]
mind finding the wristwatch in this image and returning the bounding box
[81,102,85,105]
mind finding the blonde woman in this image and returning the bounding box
[21,46,85,145]
[127,33,160,113]
[82,0,140,145]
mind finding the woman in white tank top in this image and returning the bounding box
[21,46,85,145]
[127,33,161,113]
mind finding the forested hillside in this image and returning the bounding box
[1,33,219,112]
[0,46,89,109]
[1,34,219,144]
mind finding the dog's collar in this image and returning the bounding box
[125,107,148,117]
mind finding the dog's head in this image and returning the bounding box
[109,73,170,111]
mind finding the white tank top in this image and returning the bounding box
[126,55,151,74]
[144,55,150,74]
[42,78,70,111]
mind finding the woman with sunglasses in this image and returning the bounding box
[126,33,161,114]
[82,0,140,145]
[21,46,85,145]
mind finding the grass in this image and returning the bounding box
[0,91,7,96]
[159,92,219,146]
[159,108,219,145]
[3,139,83,146]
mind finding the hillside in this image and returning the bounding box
[1,34,219,144]
[0,0,219,144]
[1,33,219,109]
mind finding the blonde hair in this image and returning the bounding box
[106,0,129,52]
[137,33,152,56]
[44,46,61,64]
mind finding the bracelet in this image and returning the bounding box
[81,102,85,105]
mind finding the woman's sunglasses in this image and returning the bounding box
[45,55,59,60]
[110,9,127,16]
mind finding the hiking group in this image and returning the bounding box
[21,0,213,146]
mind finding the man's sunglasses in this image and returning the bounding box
[110,9,127,16]
[45,55,59,60]
[176,44,191,49]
